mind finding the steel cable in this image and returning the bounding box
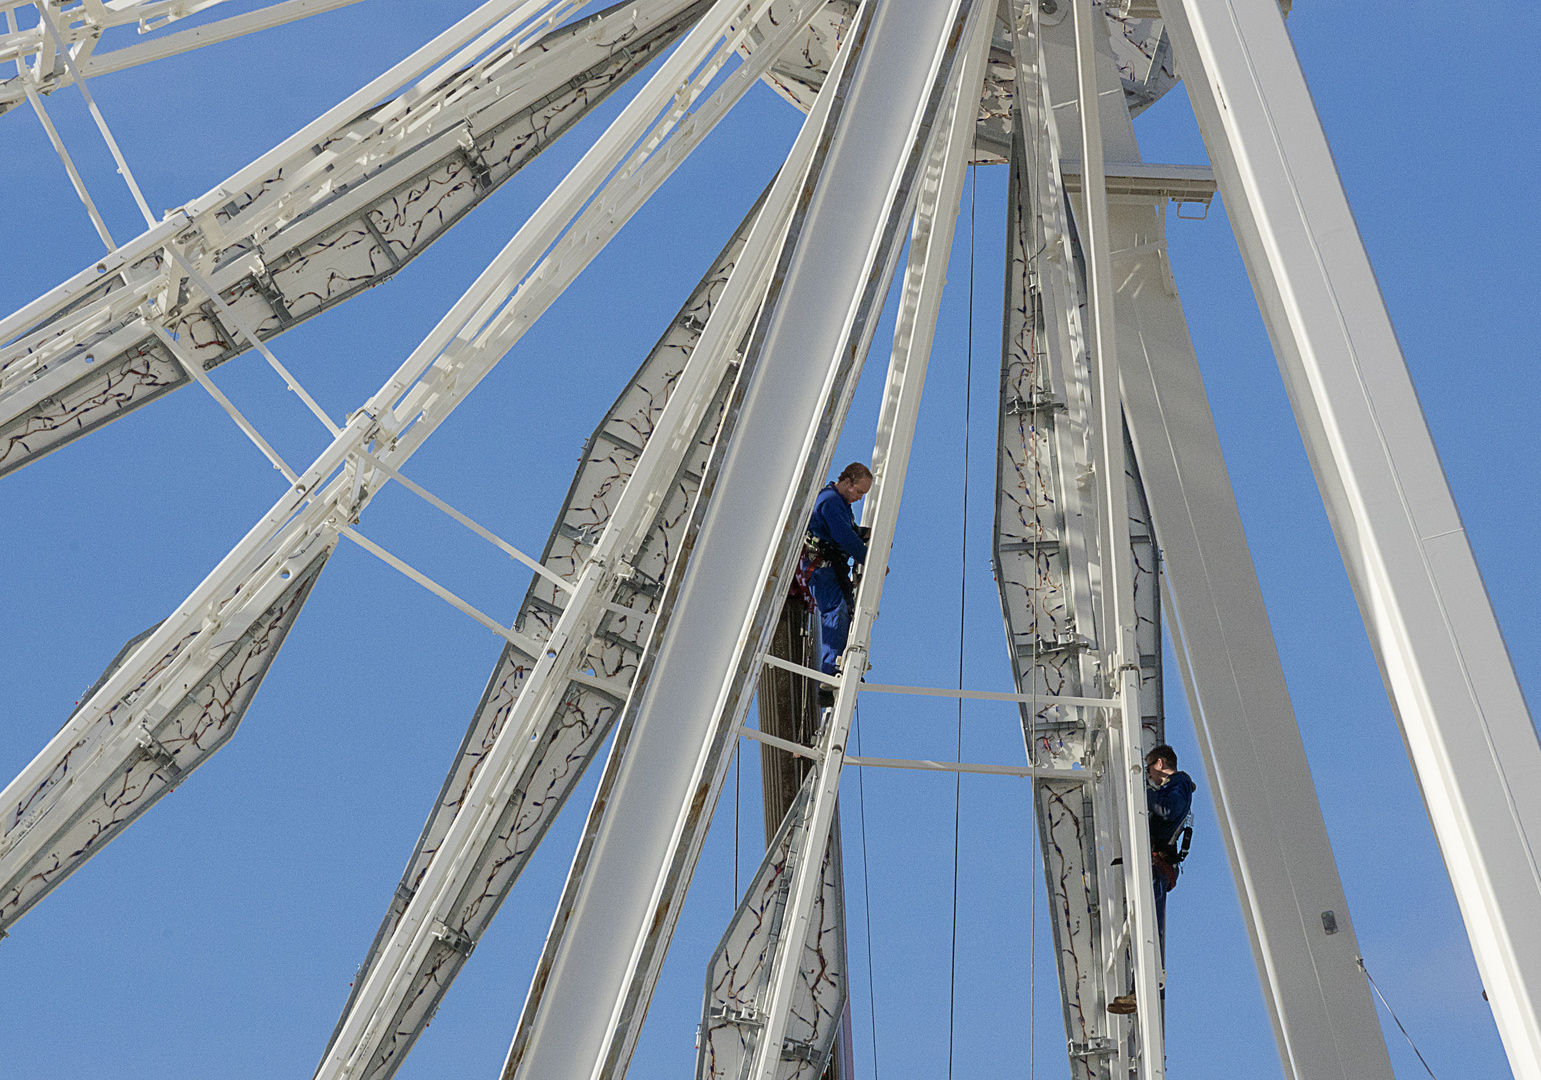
[946,161,978,1080]
[1359,957,1439,1079]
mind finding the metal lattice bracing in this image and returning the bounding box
[0,0,710,477]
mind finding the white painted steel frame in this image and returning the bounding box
[1002,14,1128,1074]
[1082,33,1395,1080]
[0,0,811,935]
[315,182,777,1080]
[1068,3,1164,1071]
[738,4,991,1075]
[501,0,975,1073]
[0,0,369,110]
[1161,0,1541,1074]
[1,0,711,476]
[307,4,837,1076]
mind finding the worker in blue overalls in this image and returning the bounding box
[799,463,872,693]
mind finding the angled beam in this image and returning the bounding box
[1002,17,1122,1073]
[0,0,794,938]
[4,5,116,249]
[728,5,991,1077]
[1161,1,1541,1074]
[1087,43,1395,1080]
[313,175,792,1080]
[1069,1,1163,1071]
[697,775,850,1079]
[500,0,976,1073]
[0,0,708,476]
[6,0,371,100]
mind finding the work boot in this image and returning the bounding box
[818,687,835,709]
[1107,993,1137,1015]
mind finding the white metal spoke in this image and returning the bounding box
[311,8,840,1071]
[337,525,544,654]
[1,0,706,476]
[150,324,298,480]
[34,2,156,228]
[0,0,805,941]
[738,7,989,1075]
[502,0,976,1072]
[313,176,789,1080]
[1162,0,1541,1073]
[1069,2,1163,1072]
[6,9,117,250]
[357,452,575,595]
[0,0,370,100]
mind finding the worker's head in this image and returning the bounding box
[835,462,873,503]
[1145,744,1177,784]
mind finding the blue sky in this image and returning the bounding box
[1,2,1536,1078]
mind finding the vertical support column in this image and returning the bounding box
[503,0,971,1074]
[1111,191,1395,1077]
[1161,0,1541,1074]
[1070,2,1164,1073]
[746,5,992,1073]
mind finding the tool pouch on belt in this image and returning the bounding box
[1152,848,1180,891]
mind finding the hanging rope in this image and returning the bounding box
[1359,957,1440,1079]
[946,161,978,1080]
[854,704,880,1080]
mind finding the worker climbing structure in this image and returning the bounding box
[3,1,1540,1079]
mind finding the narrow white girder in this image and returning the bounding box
[1162,0,1541,1074]
[501,0,972,1073]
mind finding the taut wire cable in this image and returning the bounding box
[946,160,978,1080]
[1359,957,1439,1079]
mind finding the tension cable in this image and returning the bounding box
[946,160,978,1080]
[1359,957,1439,1079]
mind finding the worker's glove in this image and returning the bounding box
[855,525,872,543]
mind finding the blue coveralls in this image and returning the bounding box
[1147,770,1195,964]
[807,482,868,675]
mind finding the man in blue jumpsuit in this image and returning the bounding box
[1109,743,1195,1016]
[804,463,872,680]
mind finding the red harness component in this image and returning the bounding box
[791,531,827,609]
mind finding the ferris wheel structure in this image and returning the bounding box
[2,2,1539,1079]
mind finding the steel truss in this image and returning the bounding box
[3,1,1539,1079]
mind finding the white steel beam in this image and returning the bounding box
[0,0,709,475]
[312,7,841,1076]
[1069,1,1163,1071]
[1161,0,1541,1073]
[715,7,990,1076]
[0,0,370,104]
[500,0,976,1073]
[0,0,805,936]
[1025,5,1393,1076]
[1096,96,1396,1080]
[1002,11,1131,1072]
[313,177,806,1080]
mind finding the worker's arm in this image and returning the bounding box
[1148,774,1194,826]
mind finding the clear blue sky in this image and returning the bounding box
[0,2,1535,1078]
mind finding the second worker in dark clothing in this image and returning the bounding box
[1109,743,1196,1017]
[802,463,872,678]
[1145,743,1195,963]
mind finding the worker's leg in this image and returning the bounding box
[810,567,849,675]
[1153,873,1168,999]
